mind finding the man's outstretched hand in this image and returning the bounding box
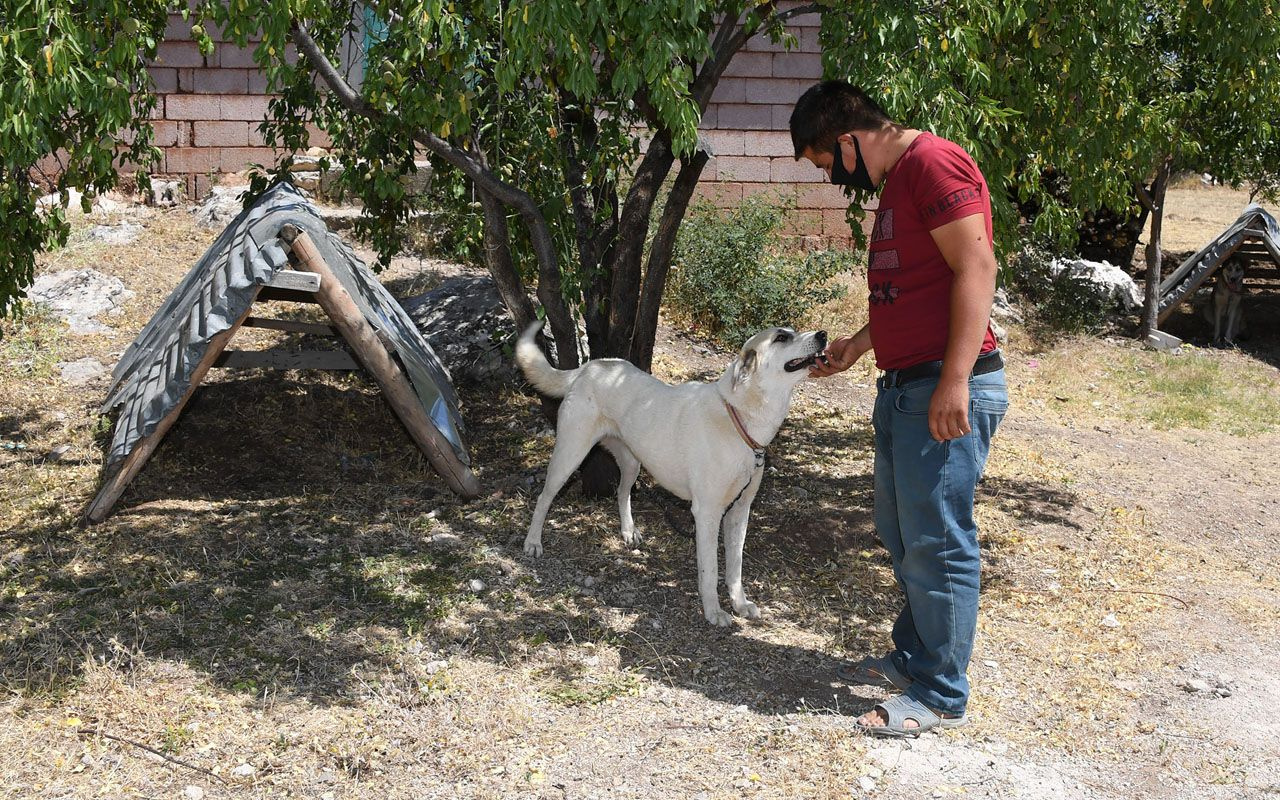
[809,335,862,378]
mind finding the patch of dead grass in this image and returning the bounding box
[1008,334,1280,436]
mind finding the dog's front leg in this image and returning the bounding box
[692,498,732,626]
[1227,302,1241,345]
[723,467,764,620]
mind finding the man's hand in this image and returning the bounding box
[928,375,970,441]
[809,335,862,378]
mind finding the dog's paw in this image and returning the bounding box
[703,607,734,627]
[621,529,643,548]
[523,539,544,558]
[733,600,762,620]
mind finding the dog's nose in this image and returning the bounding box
[815,330,827,347]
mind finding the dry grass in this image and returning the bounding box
[1007,333,1280,436]
[1158,183,1280,254]
[1,192,1278,798]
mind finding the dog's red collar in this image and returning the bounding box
[722,399,766,454]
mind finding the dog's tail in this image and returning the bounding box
[515,320,581,398]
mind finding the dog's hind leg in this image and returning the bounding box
[722,468,764,620]
[601,437,643,548]
[525,416,601,558]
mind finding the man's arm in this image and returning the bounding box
[927,212,998,441]
[809,323,872,378]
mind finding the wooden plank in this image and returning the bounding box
[279,225,481,500]
[86,285,263,523]
[242,316,338,336]
[266,270,321,292]
[214,348,358,370]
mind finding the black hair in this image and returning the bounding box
[789,80,893,160]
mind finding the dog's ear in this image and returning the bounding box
[732,349,757,390]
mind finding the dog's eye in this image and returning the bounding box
[774,331,792,343]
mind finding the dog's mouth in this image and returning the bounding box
[785,352,821,372]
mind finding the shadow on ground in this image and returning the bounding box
[0,371,1085,718]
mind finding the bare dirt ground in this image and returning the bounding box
[1,185,1278,799]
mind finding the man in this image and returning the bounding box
[790,80,1008,737]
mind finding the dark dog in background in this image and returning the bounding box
[1204,255,1248,346]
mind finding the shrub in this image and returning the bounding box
[665,197,854,347]
[1003,236,1110,336]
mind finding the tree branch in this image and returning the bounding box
[291,20,578,366]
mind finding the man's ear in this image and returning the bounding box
[732,349,757,390]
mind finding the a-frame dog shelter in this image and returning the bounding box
[87,182,480,523]
[1156,203,1280,324]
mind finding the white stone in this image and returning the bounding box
[192,186,246,228]
[60,357,106,385]
[87,221,143,245]
[183,786,204,800]
[858,775,877,791]
[231,763,256,777]
[1100,613,1120,628]
[26,269,134,334]
[468,578,486,592]
[1047,257,1143,312]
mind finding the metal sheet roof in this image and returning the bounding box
[1158,204,1280,321]
[101,182,469,468]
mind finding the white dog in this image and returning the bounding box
[516,321,826,626]
[1205,255,1248,346]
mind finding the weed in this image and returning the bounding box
[541,670,644,707]
[666,197,855,347]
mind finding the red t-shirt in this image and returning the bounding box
[866,132,998,370]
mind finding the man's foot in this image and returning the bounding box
[855,694,968,738]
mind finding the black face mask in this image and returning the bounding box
[830,136,875,191]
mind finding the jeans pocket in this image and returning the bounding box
[971,397,1009,415]
[892,381,935,415]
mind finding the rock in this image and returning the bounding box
[87,222,143,245]
[60,357,106,385]
[183,786,204,800]
[231,763,256,778]
[468,578,487,593]
[1184,678,1212,693]
[26,269,134,334]
[401,275,517,385]
[91,192,129,216]
[990,287,1023,323]
[583,576,596,588]
[46,444,72,462]
[145,179,183,207]
[1047,257,1143,312]
[425,660,447,675]
[192,185,246,228]
[1100,613,1120,628]
[858,775,877,792]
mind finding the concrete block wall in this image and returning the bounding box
[697,4,862,248]
[147,12,329,200]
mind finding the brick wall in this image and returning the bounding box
[146,6,860,245]
[699,6,861,248]
[148,12,330,200]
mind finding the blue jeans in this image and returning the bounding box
[872,364,1008,716]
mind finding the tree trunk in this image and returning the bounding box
[632,150,710,372]
[605,133,676,358]
[1140,156,1173,338]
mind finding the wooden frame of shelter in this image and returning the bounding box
[87,184,479,523]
